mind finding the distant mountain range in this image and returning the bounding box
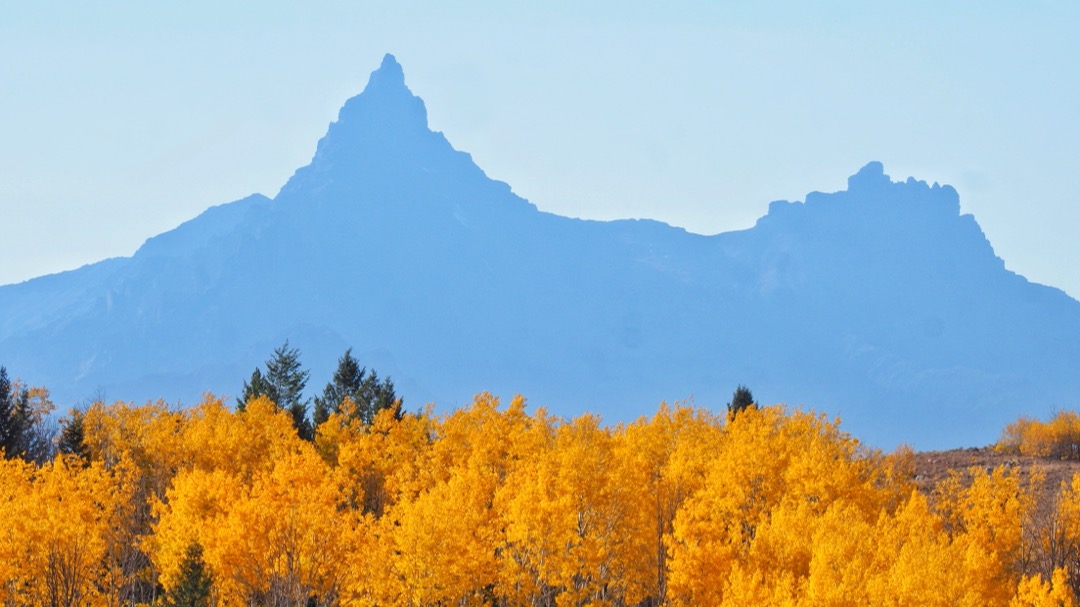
[2,54,1077,449]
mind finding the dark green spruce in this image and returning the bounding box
[237,342,313,440]
[58,409,91,464]
[313,348,401,428]
[0,366,31,460]
[727,384,756,419]
[166,542,213,607]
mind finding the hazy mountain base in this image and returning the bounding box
[0,54,1078,450]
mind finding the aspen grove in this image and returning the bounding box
[1,390,1079,606]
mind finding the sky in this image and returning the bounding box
[2,2,1078,299]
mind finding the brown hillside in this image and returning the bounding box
[914,446,1080,504]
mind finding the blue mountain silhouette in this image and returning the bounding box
[2,54,1077,449]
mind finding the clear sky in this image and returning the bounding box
[2,2,1078,299]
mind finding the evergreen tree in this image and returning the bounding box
[0,367,16,456]
[236,367,269,412]
[357,368,401,426]
[58,409,91,464]
[727,385,756,419]
[312,397,332,430]
[166,542,213,607]
[314,349,401,428]
[265,342,311,440]
[313,348,363,428]
[0,367,30,460]
[238,342,312,440]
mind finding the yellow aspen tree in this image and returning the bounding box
[732,424,886,604]
[207,448,353,607]
[720,562,800,607]
[0,457,33,606]
[491,407,559,606]
[864,490,968,606]
[311,403,438,604]
[666,408,777,606]
[386,394,536,606]
[80,400,190,605]
[615,403,724,605]
[176,394,249,473]
[935,466,1030,604]
[179,394,304,481]
[332,513,392,607]
[498,413,647,607]
[313,395,364,467]
[1012,567,1078,607]
[149,467,244,596]
[390,474,498,606]
[155,447,356,606]
[666,405,903,606]
[1035,471,1080,597]
[752,464,917,606]
[998,411,1080,460]
[81,400,186,478]
[332,405,436,518]
[96,455,158,607]
[802,501,880,606]
[23,457,116,607]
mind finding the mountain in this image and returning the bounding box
[2,54,1078,449]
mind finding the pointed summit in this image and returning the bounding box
[336,52,428,133]
[366,53,406,92]
[277,54,447,196]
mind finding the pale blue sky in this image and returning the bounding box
[2,2,1078,299]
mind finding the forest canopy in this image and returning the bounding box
[1,370,1079,606]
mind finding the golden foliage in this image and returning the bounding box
[10,396,1080,605]
[999,411,1080,459]
[0,456,117,607]
[1012,568,1078,607]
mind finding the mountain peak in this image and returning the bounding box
[366,53,407,94]
[277,54,437,196]
[847,161,890,191]
[338,52,426,129]
[841,161,963,217]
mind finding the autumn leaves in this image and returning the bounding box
[2,393,1079,606]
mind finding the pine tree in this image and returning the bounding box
[238,342,312,440]
[0,367,15,457]
[58,409,91,464]
[313,348,362,428]
[727,385,755,419]
[265,342,311,440]
[166,542,213,607]
[237,367,269,412]
[357,368,401,425]
[0,367,30,459]
[313,349,401,428]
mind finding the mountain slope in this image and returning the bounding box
[2,54,1077,449]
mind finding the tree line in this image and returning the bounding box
[0,366,64,464]
[0,343,401,467]
[3,360,1080,606]
[236,342,401,441]
[998,410,1080,460]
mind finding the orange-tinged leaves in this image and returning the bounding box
[12,395,1080,606]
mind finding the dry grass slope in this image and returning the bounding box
[915,446,1080,504]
